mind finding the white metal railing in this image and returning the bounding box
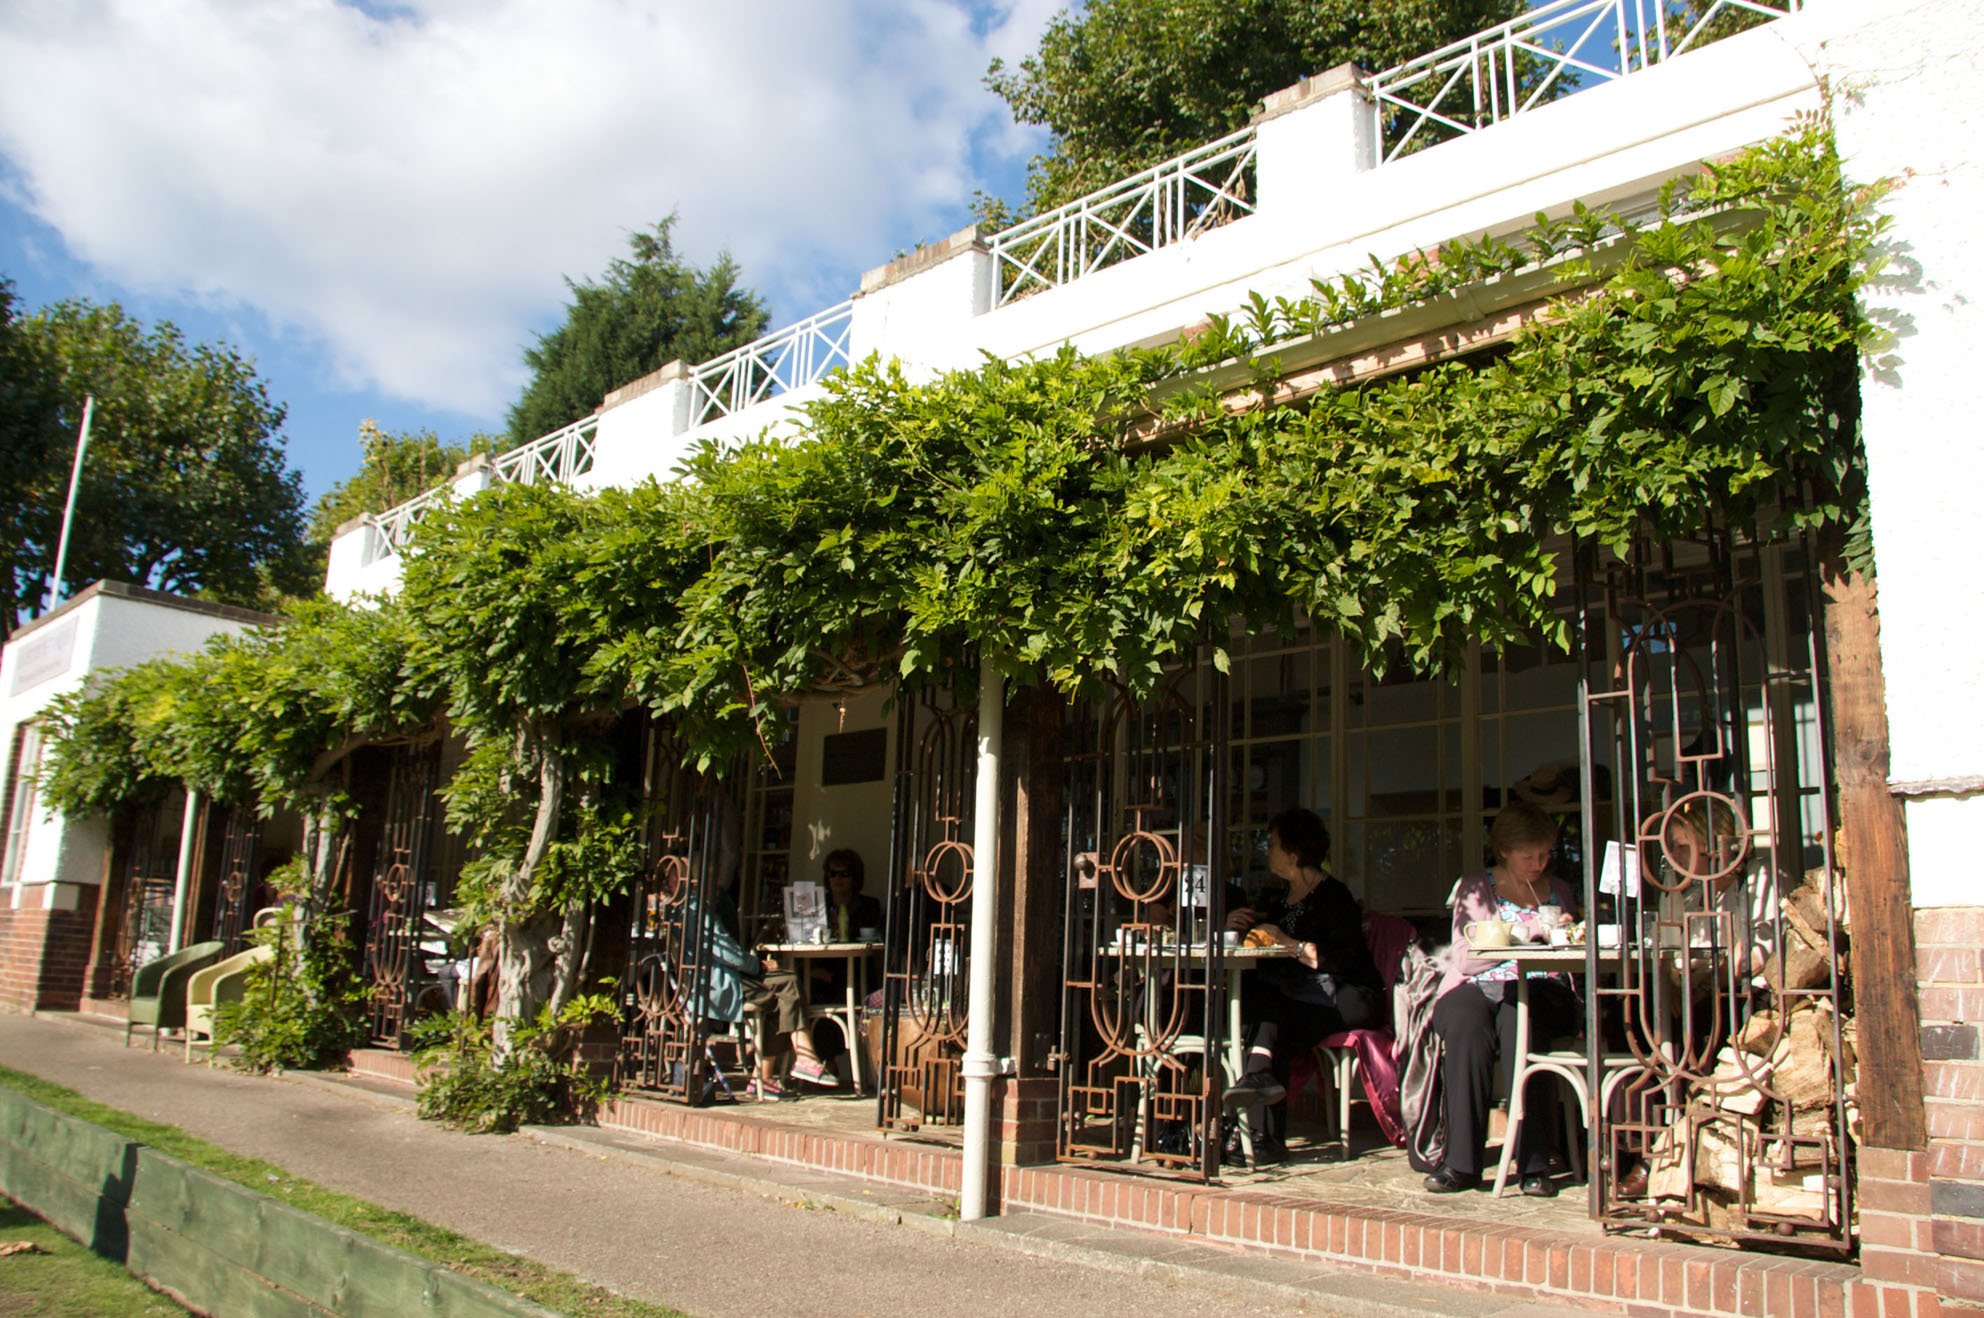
[369,483,455,560]
[1370,0,1801,164]
[987,125,1259,306]
[365,416,599,562]
[689,301,855,426]
[491,414,598,488]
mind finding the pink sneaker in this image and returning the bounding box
[752,1077,789,1102]
[789,1057,840,1088]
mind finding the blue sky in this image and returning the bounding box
[0,0,1054,507]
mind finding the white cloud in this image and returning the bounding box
[0,0,1055,417]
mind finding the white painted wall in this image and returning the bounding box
[325,20,1825,602]
[0,585,270,906]
[1793,0,1984,907]
[789,688,896,896]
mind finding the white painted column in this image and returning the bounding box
[959,657,1005,1222]
[167,788,202,953]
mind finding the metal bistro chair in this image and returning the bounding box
[1306,912,1417,1158]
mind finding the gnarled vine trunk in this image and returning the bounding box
[494,721,565,1057]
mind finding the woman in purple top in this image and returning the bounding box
[1423,801,1582,1197]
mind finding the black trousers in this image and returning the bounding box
[1431,978,1581,1178]
[1241,975,1384,1074]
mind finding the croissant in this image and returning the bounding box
[1243,927,1277,948]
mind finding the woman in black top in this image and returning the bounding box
[1226,808,1384,1123]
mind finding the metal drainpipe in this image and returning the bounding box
[959,658,1005,1222]
[167,787,202,953]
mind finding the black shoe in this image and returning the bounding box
[1223,1071,1287,1108]
[1422,1167,1481,1194]
[1223,1131,1285,1168]
[1521,1174,1558,1198]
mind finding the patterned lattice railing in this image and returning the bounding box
[492,414,598,488]
[986,125,1258,307]
[689,301,855,426]
[367,416,599,561]
[369,484,455,560]
[1370,0,1800,164]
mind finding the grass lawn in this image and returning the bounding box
[0,1198,184,1316]
[0,1066,685,1318]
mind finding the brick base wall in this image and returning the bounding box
[0,890,100,1013]
[1870,906,1984,1314]
[994,1076,1058,1166]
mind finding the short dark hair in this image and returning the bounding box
[823,848,865,892]
[1268,807,1331,869]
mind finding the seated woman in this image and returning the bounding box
[1225,807,1384,1161]
[699,873,839,1098]
[1424,800,1581,1197]
[808,849,883,1074]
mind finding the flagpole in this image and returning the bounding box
[46,394,95,613]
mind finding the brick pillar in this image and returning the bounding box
[0,887,100,1013]
[994,686,1067,1169]
[1903,906,1984,1313]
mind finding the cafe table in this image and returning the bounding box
[1101,937,1294,1166]
[756,941,884,1095]
[1484,941,1633,1198]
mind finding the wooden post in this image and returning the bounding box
[1822,557,1926,1150]
[993,685,1067,1169]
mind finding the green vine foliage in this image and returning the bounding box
[211,889,370,1073]
[37,122,1884,979]
[409,1000,615,1134]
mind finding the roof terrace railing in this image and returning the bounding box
[492,414,598,488]
[354,0,1803,570]
[986,124,1259,307]
[366,415,600,561]
[1370,0,1800,164]
[689,300,855,426]
[370,483,456,560]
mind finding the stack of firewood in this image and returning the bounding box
[1640,870,1856,1233]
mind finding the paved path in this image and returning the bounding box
[0,1012,1583,1318]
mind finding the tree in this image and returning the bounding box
[306,420,497,545]
[0,295,312,623]
[506,217,769,446]
[985,0,1525,216]
[0,279,64,625]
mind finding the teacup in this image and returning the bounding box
[1465,918,1513,949]
[1221,929,1242,950]
[858,926,881,942]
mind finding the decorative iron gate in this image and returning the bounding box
[363,743,444,1047]
[619,722,734,1104]
[1579,526,1851,1249]
[876,683,976,1131]
[110,803,179,999]
[1056,655,1231,1181]
[207,803,262,954]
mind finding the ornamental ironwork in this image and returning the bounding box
[1577,523,1850,1249]
[207,803,262,955]
[877,682,976,1132]
[363,744,445,1047]
[1056,655,1233,1181]
[619,721,738,1104]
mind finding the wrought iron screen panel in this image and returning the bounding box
[1578,525,1850,1249]
[989,127,1257,306]
[877,683,976,1132]
[207,803,262,955]
[1369,0,1800,164]
[619,723,737,1104]
[1056,657,1231,1181]
[363,744,444,1047]
[111,803,179,999]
